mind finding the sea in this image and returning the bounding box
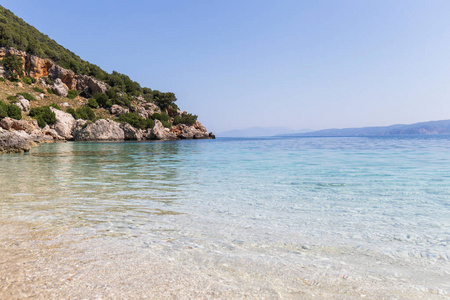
[0,136,449,298]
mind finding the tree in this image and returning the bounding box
[153,90,177,111]
[2,54,23,80]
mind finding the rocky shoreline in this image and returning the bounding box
[0,46,215,154]
[0,108,215,154]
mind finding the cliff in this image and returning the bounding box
[0,8,214,153]
[0,47,108,97]
[0,47,214,153]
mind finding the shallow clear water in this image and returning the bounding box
[0,136,449,297]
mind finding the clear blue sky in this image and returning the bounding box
[3,0,450,132]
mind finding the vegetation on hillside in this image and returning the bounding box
[29,106,56,127]
[1,54,22,81]
[0,5,179,113]
[0,100,21,119]
[66,106,96,121]
[0,5,204,132]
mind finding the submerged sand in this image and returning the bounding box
[1,220,448,299]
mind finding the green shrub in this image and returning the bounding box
[92,93,109,108]
[29,106,56,127]
[66,107,76,118]
[35,116,46,128]
[50,103,61,110]
[67,89,78,99]
[151,112,170,122]
[0,102,7,118]
[118,112,154,129]
[7,104,22,120]
[153,90,177,111]
[78,106,95,121]
[17,92,36,101]
[173,113,198,126]
[1,54,23,81]
[0,103,20,119]
[6,95,16,102]
[0,77,6,82]
[33,87,45,93]
[46,88,54,94]
[106,88,132,108]
[22,76,33,85]
[67,106,96,121]
[0,101,21,119]
[161,120,172,129]
[88,98,98,108]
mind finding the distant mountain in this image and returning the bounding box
[218,127,311,137]
[282,120,450,137]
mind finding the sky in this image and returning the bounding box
[2,0,450,132]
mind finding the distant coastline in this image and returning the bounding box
[279,119,450,137]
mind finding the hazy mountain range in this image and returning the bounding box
[282,119,450,137]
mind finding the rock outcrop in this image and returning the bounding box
[110,105,129,116]
[170,121,215,139]
[0,117,37,133]
[0,117,64,153]
[77,75,108,96]
[0,130,32,153]
[0,47,108,97]
[73,119,125,141]
[50,107,76,140]
[0,46,215,150]
[151,120,177,140]
[15,96,30,112]
[52,78,69,97]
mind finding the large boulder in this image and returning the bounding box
[41,125,65,141]
[136,107,149,119]
[110,105,129,116]
[37,77,49,88]
[121,123,144,140]
[49,65,76,89]
[14,95,30,112]
[0,117,38,133]
[141,103,160,117]
[50,107,76,140]
[73,119,125,141]
[0,131,32,153]
[170,121,214,139]
[76,75,108,97]
[150,119,176,140]
[52,78,69,97]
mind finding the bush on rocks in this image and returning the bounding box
[29,106,55,127]
[0,101,22,120]
[17,92,36,101]
[118,112,154,129]
[67,90,78,99]
[66,106,96,121]
[173,113,197,126]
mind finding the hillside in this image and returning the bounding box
[0,6,214,153]
[282,120,450,137]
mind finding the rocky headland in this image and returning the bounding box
[0,47,214,153]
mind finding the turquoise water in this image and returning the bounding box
[0,136,449,297]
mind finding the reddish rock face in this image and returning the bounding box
[0,47,107,96]
[0,47,51,79]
